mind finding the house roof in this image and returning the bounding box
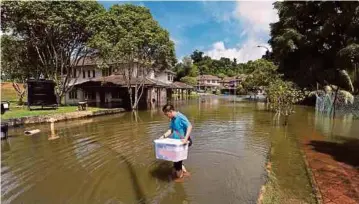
[196,75,221,80]
[195,83,222,87]
[72,56,98,66]
[222,76,237,83]
[146,78,171,87]
[92,75,160,86]
[220,74,247,82]
[73,75,173,87]
[163,69,176,75]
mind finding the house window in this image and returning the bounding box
[69,90,77,99]
[168,74,171,81]
[83,71,86,78]
[111,91,121,99]
[73,69,77,78]
[93,70,95,78]
[212,80,216,83]
[88,70,91,78]
[207,80,210,83]
[84,91,96,100]
[102,68,112,77]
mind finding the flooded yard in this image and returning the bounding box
[2,96,358,204]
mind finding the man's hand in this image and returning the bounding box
[159,135,165,139]
[181,139,188,144]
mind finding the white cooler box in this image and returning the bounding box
[153,138,188,162]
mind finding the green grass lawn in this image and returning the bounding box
[1,82,25,103]
[1,106,101,120]
[172,92,200,98]
[1,82,102,120]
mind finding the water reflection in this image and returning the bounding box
[314,111,359,140]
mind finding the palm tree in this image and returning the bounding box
[311,69,355,117]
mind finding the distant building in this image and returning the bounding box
[195,75,222,92]
[220,75,246,94]
[195,74,246,94]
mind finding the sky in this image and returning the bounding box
[100,1,279,63]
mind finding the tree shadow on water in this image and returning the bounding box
[118,154,147,204]
[308,138,359,168]
[149,161,173,182]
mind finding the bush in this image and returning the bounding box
[266,79,306,125]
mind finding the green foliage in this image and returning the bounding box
[217,73,226,79]
[189,65,199,77]
[241,59,280,91]
[236,84,246,95]
[266,79,306,124]
[1,1,105,103]
[177,50,277,80]
[88,4,176,70]
[180,76,197,86]
[190,50,204,64]
[187,51,242,77]
[174,56,198,80]
[1,35,37,82]
[269,2,359,91]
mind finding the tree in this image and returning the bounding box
[217,73,227,79]
[174,63,186,80]
[174,56,199,80]
[269,2,359,91]
[1,1,104,105]
[189,49,247,77]
[241,59,280,92]
[266,79,306,125]
[180,76,197,86]
[88,4,176,110]
[190,50,204,64]
[1,35,39,105]
[188,64,199,77]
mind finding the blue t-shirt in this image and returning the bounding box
[170,112,191,140]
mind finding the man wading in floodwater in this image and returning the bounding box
[160,104,192,181]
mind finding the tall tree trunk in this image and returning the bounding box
[132,85,139,110]
[56,94,63,106]
[12,82,26,105]
[128,86,134,110]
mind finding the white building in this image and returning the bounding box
[195,75,222,92]
[63,57,179,109]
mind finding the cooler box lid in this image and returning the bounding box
[153,138,184,146]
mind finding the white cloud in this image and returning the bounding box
[234,1,278,33]
[203,0,278,63]
[205,40,270,63]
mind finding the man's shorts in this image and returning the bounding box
[174,160,183,171]
[173,137,192,171]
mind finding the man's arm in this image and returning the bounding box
[180,115,192,143]
[160,129,172,139]
[183,124,192,143]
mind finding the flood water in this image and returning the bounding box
[1,96,358,204]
